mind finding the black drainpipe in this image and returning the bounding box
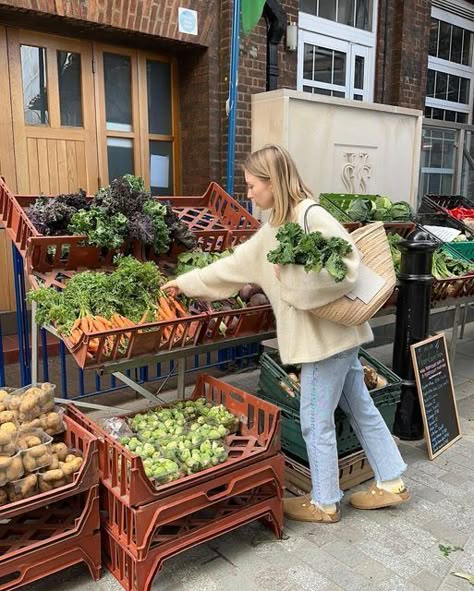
[263,0,287,91]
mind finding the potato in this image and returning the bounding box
[46,412,62,429]
[28,444,48,458]
[39,479,53,492]
[7,397,21,411]
[50,454,60,470]
[52,443,68,462]
[0,431,12,446]
[25,436,42,448]
[0,456,11,470]
[0,488,7,505]
[0,390,10,402]
[0,443,15,456]
[1,422,17,434]
[35,453,52,467]
[65,454,77,463]
[0,404,5,413]
[6,456,23,481]
[61,457,83,476]
[0,411,16,424]
[42,469,64,482]
[22,455,37,472]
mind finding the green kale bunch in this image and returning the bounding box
[267,222,353,282]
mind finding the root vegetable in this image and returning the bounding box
[42,469,64,482]
[6,456,23,481]
[52,443,68,461]
[0,488,7,505]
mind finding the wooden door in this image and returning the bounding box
[7,29,99,195]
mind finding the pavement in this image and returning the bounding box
[22,323,474,591]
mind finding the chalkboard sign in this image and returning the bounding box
[411,334,462,460]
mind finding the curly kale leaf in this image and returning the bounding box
[164,205,197,250]
[94,176,150,218]
[324,252,348,282]
[26,190,88,236]
[142,200,171,254]
[68,208,129,249]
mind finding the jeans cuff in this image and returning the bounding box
[312,489,344,505]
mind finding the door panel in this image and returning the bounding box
[7,29,99,195]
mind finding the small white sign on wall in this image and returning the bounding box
[178,8,198,35]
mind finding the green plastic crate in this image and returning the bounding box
[319,193,383,223]
[266,389,401,462]
[441,241,474,262]
[258,348,401,414]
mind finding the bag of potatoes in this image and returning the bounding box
[7,383,56,422]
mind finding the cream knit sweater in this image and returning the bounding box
[176,199,373,364]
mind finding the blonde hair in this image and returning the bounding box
[243,144,313,226]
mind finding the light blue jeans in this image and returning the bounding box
[300,346,407,504]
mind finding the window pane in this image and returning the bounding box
[355,0,372,31]
[456,112,467,124]
[332,50,346,85]
[434,71,447,100]
[459,78,470,104]
[313,87,331,96]
[303,44,315,79]
[451,25,463,63]
[429,19,439,57]
[438,21,451,61]
[332,90,345,98]
[462,30,472,66]
[426,69,435,97]
[300,0,317,14]
[432,108,444,120]
[314,47,332,83]
[424,106,433,118]
[57,51,82,127]
[21,45,48,125]
[104,53,132,131]
[446,74,459,102]
[353,94,363,101]
[147,60,172,135]
[107,137,134,183]
[303,85,314,93]
[319,0,336,21]
[150,141,173,196]
[337,0,355,27]
[354,55,364,90]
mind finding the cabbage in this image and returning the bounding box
[347,199,372,222]
[375,197,393,211]
[391,201,412,221]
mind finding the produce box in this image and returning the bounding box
[100,453,284,560]
[284,449,374,496]
[442,241,474,262]
[0,176,260,274]
[258,348,402,413]
[319,193,415,236]
[67,374,281,508]
[101,492,283,591]
[272,389,401,462]
[0,486,100,588]
[419,195,474,239]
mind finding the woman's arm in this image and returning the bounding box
[279,205,360,310]
[174,230,263,301]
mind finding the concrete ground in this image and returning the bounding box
[21,323,474,591]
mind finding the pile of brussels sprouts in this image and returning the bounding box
[119,398,239,485]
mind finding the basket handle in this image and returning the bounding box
[303,203,323,234]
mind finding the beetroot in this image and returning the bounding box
[248,293,269,307]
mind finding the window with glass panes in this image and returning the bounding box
[298,1,376,101]
[425,13,473,124]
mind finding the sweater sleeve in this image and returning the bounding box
[279,205,360,310]
[175,229,263,301]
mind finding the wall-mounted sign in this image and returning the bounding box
[178,8,198,35]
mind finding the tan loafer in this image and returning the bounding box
[350,482,410,510]
[284,495,340,523]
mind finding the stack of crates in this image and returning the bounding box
[258,349,402,463]
[68,374,284,591]
[0,413,101,590]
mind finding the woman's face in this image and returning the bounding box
[244,171,274,210]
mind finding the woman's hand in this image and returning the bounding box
[274,264,281,281]
[161,280,182,298]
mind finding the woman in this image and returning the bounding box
[163,145,409,524]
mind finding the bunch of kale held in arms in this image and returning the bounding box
[267,222,353,283]
[26,175,196,253]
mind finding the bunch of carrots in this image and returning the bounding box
[66,294,194,359]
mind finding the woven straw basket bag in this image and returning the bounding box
[310,220,396,326]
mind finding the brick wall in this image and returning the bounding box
[0,0,298,198]
[375,0,432,111]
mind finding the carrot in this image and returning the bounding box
[169,297,188,318]
[72,318,82,332]
[159,297,176,320]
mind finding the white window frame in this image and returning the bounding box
[297,6,377,102]
[427,6,474,124]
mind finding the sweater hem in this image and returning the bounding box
[280,335,374,365]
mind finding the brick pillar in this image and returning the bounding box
[375,0,431,111]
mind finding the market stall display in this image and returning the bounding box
[0,385,100,589]
[257,349,401,461]
[319,193,416,237]
[420,194,474,238]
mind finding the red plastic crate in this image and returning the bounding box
[67,375,281,507]
[0,486,100,590]
[100,454,284,560]
[102,495,283,591]
[0,414,99,520]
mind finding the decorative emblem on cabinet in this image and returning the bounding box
[342,152,372,193]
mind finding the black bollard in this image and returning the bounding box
[392,230,438,440]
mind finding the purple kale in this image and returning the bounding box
[128,213,155,245]
[164,205,197,250]
[94,175,150,218]
[26,190,89,236]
